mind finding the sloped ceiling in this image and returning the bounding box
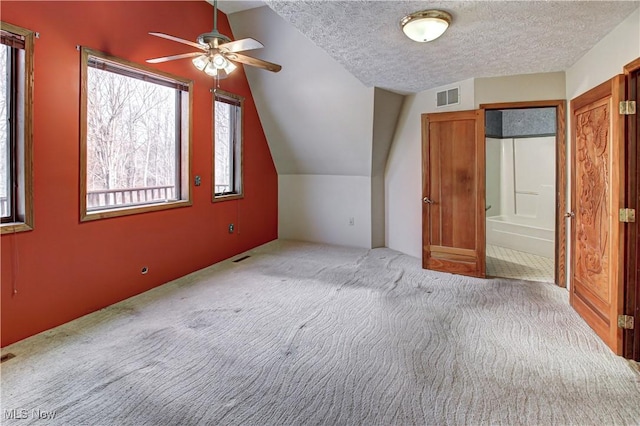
[228,6,377,176]
[224,0,638,94]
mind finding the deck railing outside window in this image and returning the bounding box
[87,185,176,211]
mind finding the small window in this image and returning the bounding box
[213,90,243,201]
[80,48,192,221]
[0,22,34,234]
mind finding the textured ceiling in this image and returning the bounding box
[249,0,640,94]
[217,0,265,14]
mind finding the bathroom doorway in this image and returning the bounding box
[481,101,566,285]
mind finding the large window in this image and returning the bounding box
[81,48,192,221]
[213,90,243,201]
[0,22,34,234]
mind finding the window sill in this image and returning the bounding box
[81,199,192,222]
[212,193,244,203]
[1,222,34,234]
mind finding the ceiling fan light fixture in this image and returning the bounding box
[203,62,219,77]
[223,60,237,75]
[212,54,227,69]
[192,55,209,71]
[400,10,452,42]
[212,54,237,74]
[147,0,281,79]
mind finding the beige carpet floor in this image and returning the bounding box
[1,240,639,425]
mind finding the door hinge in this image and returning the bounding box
[619,208,636,223]
[619,100,636,115]
[618,315,635,330]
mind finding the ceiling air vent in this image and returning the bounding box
[436,87,460,107]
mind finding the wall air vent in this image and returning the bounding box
[436,87,460,107]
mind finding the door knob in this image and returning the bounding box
[423,197,434,204]
[564,211,575,218]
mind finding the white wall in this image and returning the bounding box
[371,174,385,248]
[385,79,475,258]
[566,7,640,100]
[372,88,405,248]
[485,138,502,217]
[228,6,375,176]
[279,175,372,248]
[475,72,566,106]
[230,6,384,248]
[513,137,556,226]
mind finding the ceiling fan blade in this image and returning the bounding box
[146,52,204,64]
[219,37,264,53]
[226,53,282,73]
[149,32,206,50]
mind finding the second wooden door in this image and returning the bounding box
[422,110,486,278]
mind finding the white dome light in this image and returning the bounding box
[400,10,452,43]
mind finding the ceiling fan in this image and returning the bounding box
[146,0,281,79]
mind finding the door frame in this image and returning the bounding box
[479,100,567,287]
[623,58,640,361]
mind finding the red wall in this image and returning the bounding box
[0,1,278,346]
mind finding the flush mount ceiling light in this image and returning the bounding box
[400,10,452,42]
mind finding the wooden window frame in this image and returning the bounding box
[212,89,244,203]
[0,22,34,234]
[80,47,193,222]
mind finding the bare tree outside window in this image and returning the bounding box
[83,52,192,214]
[214,100,231,194]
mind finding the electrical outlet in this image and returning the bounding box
[228,223,234,234]
[194,175,201,186]
[348,217,355,226]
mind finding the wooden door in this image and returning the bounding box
[570,75,625,355]
[422,110,485,278]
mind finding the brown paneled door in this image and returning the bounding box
[422,110,486,278]
[570,75,625,355]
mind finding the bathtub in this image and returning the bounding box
[486,215,554,259]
